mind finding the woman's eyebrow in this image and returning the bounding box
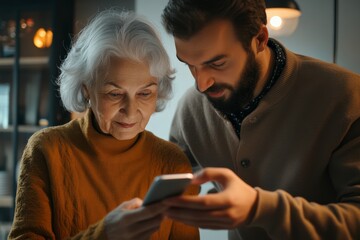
[140,82,157,88]
[104,82,157,89]
[104,82,122,88]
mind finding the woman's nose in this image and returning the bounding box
[120,98,138,116]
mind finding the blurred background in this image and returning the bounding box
[0,0,359,239]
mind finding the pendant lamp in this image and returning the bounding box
[265,0,301,36]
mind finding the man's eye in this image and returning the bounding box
[210,61,225,68]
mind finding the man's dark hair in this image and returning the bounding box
[162,0,267,51]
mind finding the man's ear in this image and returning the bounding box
[255,25,269,53]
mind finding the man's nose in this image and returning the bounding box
[193,67,215,93]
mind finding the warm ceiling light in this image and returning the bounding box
[33,28,53,48]
[269,16,283,29]
[265,0,301,36]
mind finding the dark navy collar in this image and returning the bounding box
[224,38,286,137]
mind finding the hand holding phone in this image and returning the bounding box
[142,173,193,206]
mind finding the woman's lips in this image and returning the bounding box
[118,122,136,128]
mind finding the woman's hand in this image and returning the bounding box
[105,198,167,240]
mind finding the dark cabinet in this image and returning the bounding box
[0,0,73,232]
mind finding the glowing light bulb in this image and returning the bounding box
[33,28,53,48]
[270,16,283,29]
[39,29,46,37]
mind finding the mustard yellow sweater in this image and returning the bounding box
[9,111,199,239]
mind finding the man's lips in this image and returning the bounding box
[206,89,225,98]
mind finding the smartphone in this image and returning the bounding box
[142,173,193,206]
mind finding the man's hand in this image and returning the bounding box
[163,167,258,229]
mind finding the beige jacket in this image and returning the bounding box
[170,45,360,239]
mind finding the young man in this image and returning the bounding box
[161,0,360,239]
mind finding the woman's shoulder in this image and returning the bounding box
[144,131,183,152]
[27,118,82,148]
[143,131,191,170]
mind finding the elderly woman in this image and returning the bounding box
[9,10,199,240]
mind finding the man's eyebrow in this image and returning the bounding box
[203,55,226,65]
[176,54,226,65]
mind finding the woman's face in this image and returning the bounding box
[87,58,158,140]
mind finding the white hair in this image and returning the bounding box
[58,9,174,112]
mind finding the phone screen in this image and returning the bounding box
[142,173,193,206]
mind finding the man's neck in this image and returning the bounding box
[253,44,275,97]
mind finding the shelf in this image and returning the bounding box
[0,1,74,225]
[0,196,12,208]
[0,56,49,69]
[0,125,45,134]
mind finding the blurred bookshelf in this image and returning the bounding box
[0,0,73,230]
[0,56,48,68]
[0,196,12,208]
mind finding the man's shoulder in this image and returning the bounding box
[177,87,208,111]
[180,86,202,100]
[291,52,360,95]
[291,53,360,118]
[295,53,360,81]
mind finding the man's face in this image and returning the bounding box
[174,19,260,113]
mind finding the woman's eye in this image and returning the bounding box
[138,91,152,97]
[107,92,124,99]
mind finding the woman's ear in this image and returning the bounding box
[255,25,269,53]
[82,84,90,100]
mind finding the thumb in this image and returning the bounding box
[120,198,143,210]
[192,167,235,187]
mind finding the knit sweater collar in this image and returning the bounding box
[80,110,145,156]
